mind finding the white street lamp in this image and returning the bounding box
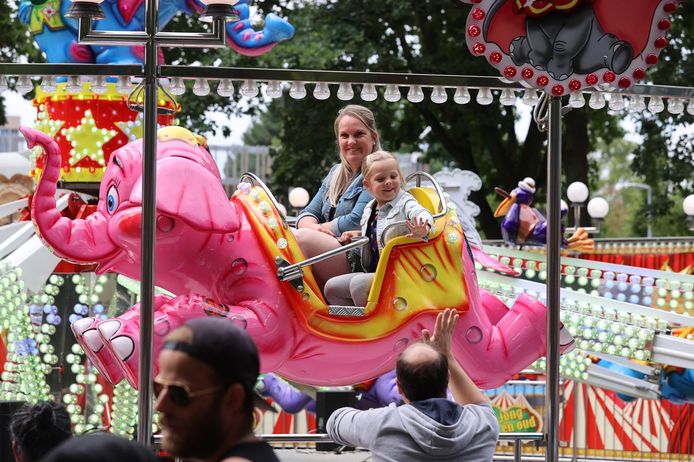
[289,187,310,211]
[683,194,694,231]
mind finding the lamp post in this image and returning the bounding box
[684,194,694,232]
[565,181,607,234]
[66,0,237,445]
[288,187,309,215]
[617,182,653,237]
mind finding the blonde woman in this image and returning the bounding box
[295,105,381,290]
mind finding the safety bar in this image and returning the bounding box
[276,237,369,284]
[405,171,448,219]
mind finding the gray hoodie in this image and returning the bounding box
[327,398,499,462]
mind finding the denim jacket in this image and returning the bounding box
[297,164,373,235]
[359,190,434,272]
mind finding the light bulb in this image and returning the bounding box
[687,98,694,115]
[170,77,186,96]
[66,76,82,93]
[568,91,585,108]
[15,75,34,94]
[383,84,401,102]
[587,197,609,219]
[336,83,354,101]
[407,85,424,103]
[193,78,210,96]
[360,83,377,102]
[648,96,664,113]
[289,81,307,99]
[42,76,57,93]
[90,75,107,94]
[499,88,516,106]
[217,79,234,97]
[240,80,258,98]
[608,93,624,111]
[567,181,589,204]
[683,194,694,216]
[265,81,282,99]
[430,86,448,104]
[521,89,539,106]
[116,76,131,94]
[667,98,684,114]
[630,95,646,112]
[588,92,605,109]
[453,87,471,104]
[313,82,331,100]
[476,88,493,105]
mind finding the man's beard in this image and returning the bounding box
[162,398,228,459]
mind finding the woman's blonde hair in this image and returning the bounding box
[362,150,405,185]
[327,105,381,206]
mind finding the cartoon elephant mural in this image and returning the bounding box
[18,0,295,64]
[22,125,574,390]
[492,0,633,80]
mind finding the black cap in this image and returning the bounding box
[163,317,276,413]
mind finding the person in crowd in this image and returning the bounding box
[294,104,380,289]
[9,401,72,462]
[327,309,500,461]
[324,150,433,306]
[154,317,280,462]
[41,432,157,462]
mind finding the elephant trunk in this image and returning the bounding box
[21,127,118,264]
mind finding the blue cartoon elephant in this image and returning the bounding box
[18,0,294,64]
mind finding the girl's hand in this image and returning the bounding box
[319,222,336,236]
[338,230,362,244]
[406,216,430,240]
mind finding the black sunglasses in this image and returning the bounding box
[153,377,223,407]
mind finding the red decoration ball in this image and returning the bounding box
[473,43,486,55]
[504,66,517,78]
[632,68,646,80]
[522,68,534,79]
[603,71,616,83]
[551,85,564,96]
[569,80,581,91]
[537,75,549,86]
[658,19,671,30]
[654,36,668,48]
[468,25,481,37]
[586,74,598,85]
[663,2,676,12]
[646,54,659,65]
[490,52,502,63]
[618,78,631,88]
[472,8,485,20]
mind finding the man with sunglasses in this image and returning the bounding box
[154,317,279,462]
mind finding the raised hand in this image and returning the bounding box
[421,308,459,356]
[406,216,430,240]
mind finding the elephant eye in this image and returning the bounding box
[106,185,119,214]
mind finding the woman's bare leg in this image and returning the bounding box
[294,228,352,291]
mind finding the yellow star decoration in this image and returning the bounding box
[62,109,117,166]
[116,115,144,144]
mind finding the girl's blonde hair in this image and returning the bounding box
[361,151,405,185]
[328,105,382,206]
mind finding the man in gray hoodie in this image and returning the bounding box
[327,309,500,461]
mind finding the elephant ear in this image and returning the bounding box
[130,157,239,233]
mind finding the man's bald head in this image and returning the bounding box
[396,342,449,402]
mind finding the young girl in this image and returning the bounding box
[324,151,433,306]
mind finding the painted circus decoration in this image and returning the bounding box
[494,177,593,250]
[18,0,295,63]
[462,0,684,95]
[22,125,574,390]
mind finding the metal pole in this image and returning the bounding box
[137,0,159,446]
[545,96,562,462]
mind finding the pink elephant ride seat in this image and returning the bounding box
[22,124,573,390]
